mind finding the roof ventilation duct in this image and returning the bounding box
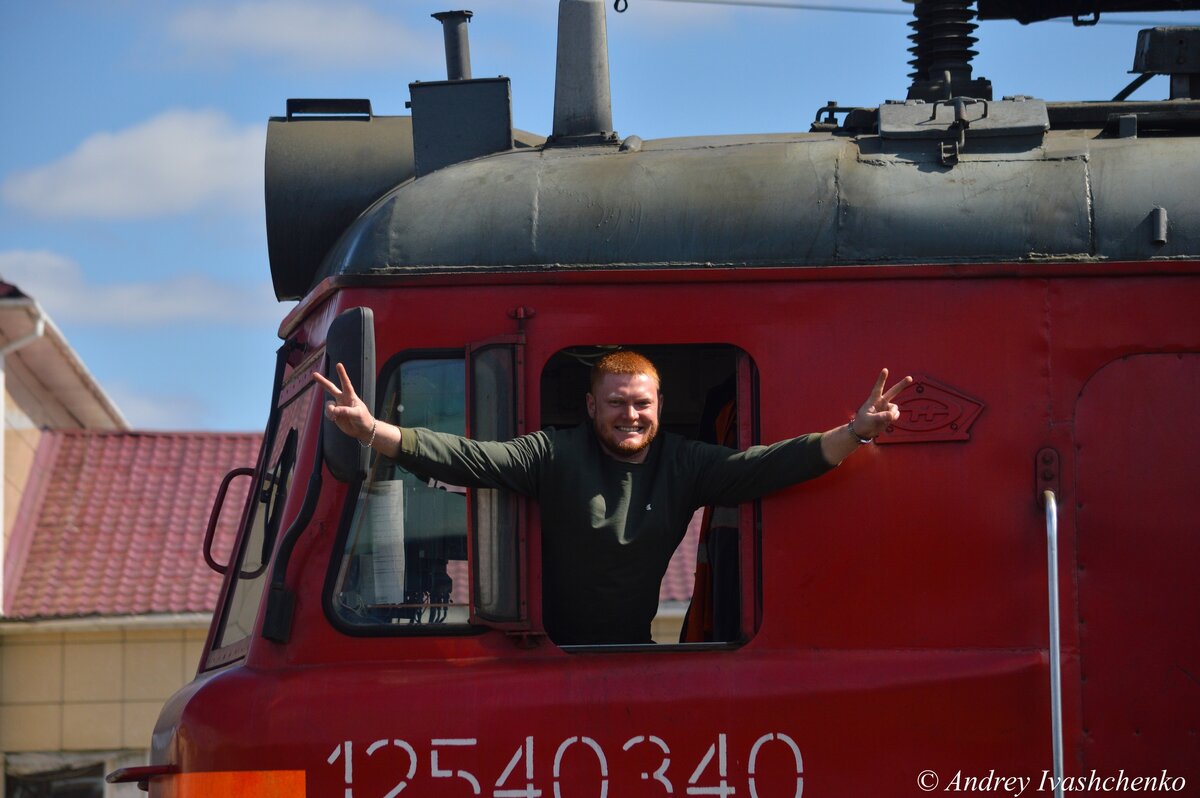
[409,10,514,176]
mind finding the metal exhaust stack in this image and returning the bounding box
[433,10,473,80]
[551,0,616,144]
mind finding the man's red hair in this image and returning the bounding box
[590,350,660,393]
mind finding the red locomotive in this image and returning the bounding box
[112,1,1200,794]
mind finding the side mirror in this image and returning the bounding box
[323,306,376,482]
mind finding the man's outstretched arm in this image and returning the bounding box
[819,368,912,466]
[314,362,545,495]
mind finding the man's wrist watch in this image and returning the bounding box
[847,419,873,445]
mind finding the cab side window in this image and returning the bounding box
[332,356,472,628]
[208,388,304,667]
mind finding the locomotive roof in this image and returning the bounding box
[315,110,1199,283]
[263,4,1200,302]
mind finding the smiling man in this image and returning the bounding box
[586,351,662,462]
[316,350,910,645]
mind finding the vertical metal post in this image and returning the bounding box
[1043,489,1065,798]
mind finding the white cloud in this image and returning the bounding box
[102,379,213,431]
[169,1,438,69]
[1,110,263,220]
[0,250,285,327]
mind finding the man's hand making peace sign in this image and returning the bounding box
[819,368,913,466]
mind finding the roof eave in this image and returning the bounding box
[0,297,128,430]
[0,611,213,635]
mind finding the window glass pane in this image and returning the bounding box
[212,389,306,654]
[470,345,520,622]
[216,426,297,649]
[333,357,471,627]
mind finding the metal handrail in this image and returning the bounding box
[1044,489,1065,798]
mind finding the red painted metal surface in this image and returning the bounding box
[147,265,1200,796]
[1074,354,1200,780]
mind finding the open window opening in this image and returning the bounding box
[540,344,757,646]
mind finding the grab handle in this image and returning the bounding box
[1044,489,1065,798]
[203,467,255,574]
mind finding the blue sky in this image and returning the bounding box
[2,0,1197,432]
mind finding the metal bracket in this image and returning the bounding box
[1036,447,1060,508]
[934,97,988,166]
[507,305,536,333]
[506,630,548,649]
[930,97,990,126]
[940,139,961,167]
[814,100,856,127]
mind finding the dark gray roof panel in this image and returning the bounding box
[320,128,1200,278]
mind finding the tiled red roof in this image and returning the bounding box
[659,510,700,603]
[0,281,29,299]
[4,430,262,619]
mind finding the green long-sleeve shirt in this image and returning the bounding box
[394,424,832,645]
